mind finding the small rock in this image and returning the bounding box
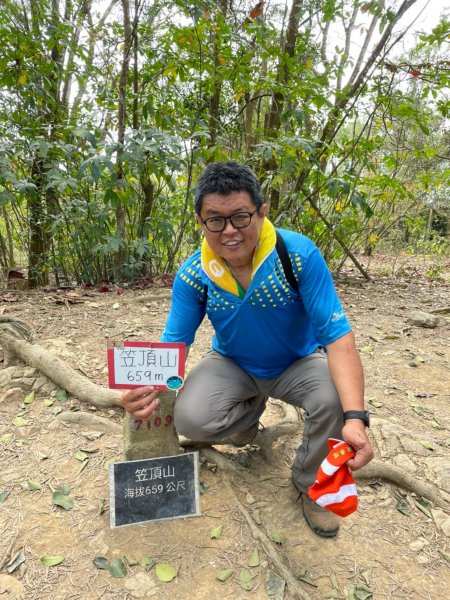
[409,538,428,552]
[124,572,157,598]
[0,574,25,599]
[407,311,440,329]
[20,378,35,388]
[0,388,24,405]
[80,431,104,441]
[112,303,120,310]
[246,493,256,505]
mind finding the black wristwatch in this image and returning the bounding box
[343,410,370,428]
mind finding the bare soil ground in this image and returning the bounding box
[1,253,449,600]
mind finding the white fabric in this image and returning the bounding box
[315,484,357,508]
[320,457,340,476]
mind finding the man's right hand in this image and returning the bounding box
[121,386,160,421]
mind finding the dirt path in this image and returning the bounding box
[1,256,449,599]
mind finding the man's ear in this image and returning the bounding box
[259,202,269,217]
[195,213,203,227]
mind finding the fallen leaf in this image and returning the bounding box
[248,548,260,567]
[0,433,13,444]
[6,550,26,573]
[13,416,27,427]
[23,391,35,404]
[40,555,64,567]
[52,490,74,510]
[55,389,68,403]
[43,399,54,407]
[239,568,254,591]
[216,568,234,582]
[0,491,10,504]
[74,450,89,462]
[27,480,42,491]
[141,556,156,570]
[124,555,139,566]
[270,531,283,544]
[108,558,127,578]
[93,556,109,570]
[155,562,177,582]
[98,498,106,515]
[210,525,223,539]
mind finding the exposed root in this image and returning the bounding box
[224,478,312,600]
[0,327,121,408]
[355,460,449,510]
[58,411,122,434]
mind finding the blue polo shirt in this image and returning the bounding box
[161,228,351,378]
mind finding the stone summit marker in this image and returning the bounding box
[109,451,200,528]
[107,341,201,527]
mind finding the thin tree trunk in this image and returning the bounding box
[208,0,228,147]
[114,0,133,280]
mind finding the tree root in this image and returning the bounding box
[224,478,312,600]
[0,327,121,408]
[354,460,449,510]
[58,411,122,434]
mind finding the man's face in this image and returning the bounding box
[197,191,268,268]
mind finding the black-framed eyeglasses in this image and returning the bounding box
[201,210,257,233]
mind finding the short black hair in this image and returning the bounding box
[194,161,263,214]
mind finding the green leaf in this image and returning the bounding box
[0,433,13,444]
[13,416,27,427]
[74,450,89,462]
[23,391,35,405]
[40,555,64,567]
[216,568,233,582]
[52,491,74,510]
[107,558,127,578]
[93,556,109,570]
[248,548,260,567]
[155,563,177,582]
[27,480,42,491]
[0,490,10,504]
[396,498,411,516]
[55,483,71,495]
[55,389,68,403]
[98,498,106,515]
[141,556,156,570]
[239,568,254,591]
[270,531,283,544]
[210,525,223,539]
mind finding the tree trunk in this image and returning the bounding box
[208,0,228,147]
[114,0,133,280]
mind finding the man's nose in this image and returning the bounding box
[223,218,238,234]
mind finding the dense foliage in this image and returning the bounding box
[0,0,448,286]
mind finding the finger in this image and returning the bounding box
[133,398,160,420]
[123,389,159,409]
[348,447,373,470]
[122,386,157,404]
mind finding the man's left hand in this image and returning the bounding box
[342,420,374,470]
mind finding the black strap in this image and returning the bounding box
[276,230,299,293]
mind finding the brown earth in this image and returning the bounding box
[0,253,449,600]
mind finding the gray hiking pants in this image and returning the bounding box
[174,350,343,492]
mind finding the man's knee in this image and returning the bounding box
[174,398,217,440]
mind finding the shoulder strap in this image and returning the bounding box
[275,230,299,293]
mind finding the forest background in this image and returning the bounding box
[0,0,448,289]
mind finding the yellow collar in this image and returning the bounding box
[201,218,276,296]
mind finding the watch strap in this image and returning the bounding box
[343,410,370,427]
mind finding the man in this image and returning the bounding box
[122,162,373,538]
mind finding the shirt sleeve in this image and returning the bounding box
[160,270,206,345]
[299,244,351,346]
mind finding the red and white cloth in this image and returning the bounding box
[307,438,358,517]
